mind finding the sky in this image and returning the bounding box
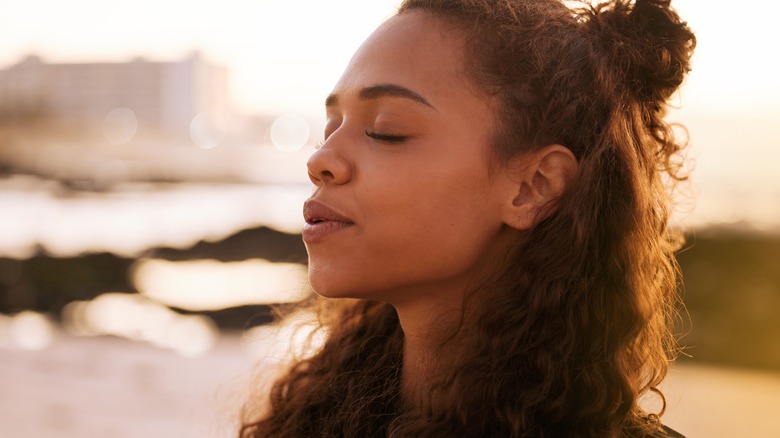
[1,0,779,228]
[0,0,778,118]
[0,0,397,115]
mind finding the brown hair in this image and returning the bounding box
[240,0,695,436]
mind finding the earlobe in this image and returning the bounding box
[501,144,578,230]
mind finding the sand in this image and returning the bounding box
[2,330,779,438]
[1,331,252,438]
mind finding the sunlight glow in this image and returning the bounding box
[0,0,400,115]
[62,293,219,357]
[132,258,310,311]
[0,0,776,119]
[5,311,55,351]
[0,180,309,258]
[242,310,326,363]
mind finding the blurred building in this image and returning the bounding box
[0,52,229,136]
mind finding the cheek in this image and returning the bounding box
[305,158,504,297]
[369,186,501,266]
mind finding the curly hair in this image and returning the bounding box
[240,0,696,436]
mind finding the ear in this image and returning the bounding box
[499,144,578,231]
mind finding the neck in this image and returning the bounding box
[395,295,465,407]
[388,237,518,407]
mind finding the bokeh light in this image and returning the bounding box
[62,293,219,357]
[162,315,220,357]
[132,258,309,311]
[102,107,138,145]
[6,311,55,351]
[190,111,228,149]
[270,114,310,152]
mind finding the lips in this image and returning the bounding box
[302,199,354,243]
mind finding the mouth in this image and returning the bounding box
[302,199,354,242]
[306,216,344,225]
[303,199,353,224]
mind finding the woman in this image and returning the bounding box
[242,0,695,436]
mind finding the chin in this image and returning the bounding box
[307,271,352,299]
[306,259,363,297]
[308,276,381,301]
[306,264,401,302]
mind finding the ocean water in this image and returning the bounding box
[0,176,310,259]
[3,111,780,263]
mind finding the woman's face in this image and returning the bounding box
[303,11,515,306]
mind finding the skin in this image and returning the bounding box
[306,12,513,309]
[304,10,577,404]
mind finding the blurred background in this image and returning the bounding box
[0,0,778,437]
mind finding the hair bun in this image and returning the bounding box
[581,0,696,103]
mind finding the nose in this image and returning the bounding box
[307,141,352,186]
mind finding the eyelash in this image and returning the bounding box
[365,130,407,143]
[315,131,408,149]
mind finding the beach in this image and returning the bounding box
[2,329,780,438]
[1,331,252,438]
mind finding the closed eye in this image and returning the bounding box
[365,130,407,143]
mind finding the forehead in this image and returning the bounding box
[331,11,480,108]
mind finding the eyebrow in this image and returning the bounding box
[325,84,436,111]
